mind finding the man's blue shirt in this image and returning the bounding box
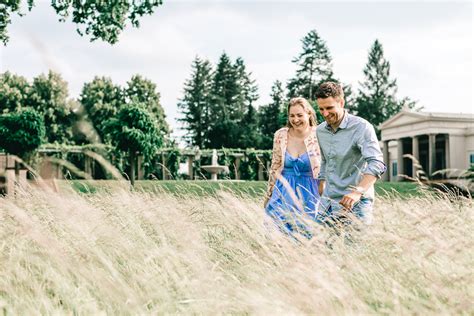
[316,111,386,213]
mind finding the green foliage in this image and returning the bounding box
[355,39,418,138]
[79,76,124,142]
[106,102,162,185]
[286,30,355,122]
[287,29,335,100]
[208,53,242,148]
[234,57,260,149]
[180,53,260,149]
[106,103,162,156]
[1,0,163,45]
[0,70,76,144]
[79,75,170,147]
[258,80,286,149]
[125,74,169,141]
[0,71,30,114]
[0,108,45,158]
[164,147,181,179]
[28,71,76,144]
[178,56,214,148]
[239,150,261,181]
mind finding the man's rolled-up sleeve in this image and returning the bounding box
[357,123,386,178]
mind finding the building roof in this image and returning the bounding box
[380,110,474,129]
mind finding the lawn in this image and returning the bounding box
[64,179,422,199]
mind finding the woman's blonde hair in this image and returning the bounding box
[286,97,317,127]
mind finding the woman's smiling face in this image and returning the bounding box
[288,104,310,131]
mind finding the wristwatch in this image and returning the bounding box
[352,186,366,195]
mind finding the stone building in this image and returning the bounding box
[380,110,474,181]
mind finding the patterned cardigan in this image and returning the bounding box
[264,126,321,206]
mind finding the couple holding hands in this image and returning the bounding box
[264,81,386,237]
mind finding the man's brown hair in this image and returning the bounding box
[315,82,344,99]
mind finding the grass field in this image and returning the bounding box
[66,179,422,198]
[0,181,472,314]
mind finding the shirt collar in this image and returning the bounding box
[324,110,349,131]
[338,110,350,129]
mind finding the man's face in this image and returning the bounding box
[317,96,345,127]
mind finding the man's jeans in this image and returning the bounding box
[317,197,374,227]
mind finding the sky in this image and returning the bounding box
[1,0,473,141]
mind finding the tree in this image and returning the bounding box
[1,0,164,45]
[178,56,213,148]
[234,57,260,148]
[355,39,417,138]
[259,80,285,149]
[0,108,45,159]
[79,76,124,142]
[0,71,30,114]
[287,30,335,100]
[106,102,162,186]
[208,52,242,148]
[28,71,76,144]
[124,74,169,141]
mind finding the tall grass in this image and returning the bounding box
[0,184,472,314]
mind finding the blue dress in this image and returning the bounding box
[265,151,320,236]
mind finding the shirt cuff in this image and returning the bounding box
[362,160,386,178]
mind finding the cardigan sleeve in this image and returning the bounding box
[264,130,283,207]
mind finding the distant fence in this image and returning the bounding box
[0,146,273,183]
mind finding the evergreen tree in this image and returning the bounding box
[177,56,213,148]
[208,52,241,148]
[124,74,169,141]
[259,81,285,149]
[234,57,260,148]
[355,39,417,138]
[287,30,335,100]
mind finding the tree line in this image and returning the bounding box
[0,72,168,184]
[1,29,418,181]
[179,30,418,149]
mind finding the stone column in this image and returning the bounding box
[187,155,194,180]
[161,152,167,180]
[257,155,264,181]
[138,155,145,180]
[5,155,16,196]
[397,139,404,182]
[233,153,244,180]
[382,140,390,181]
[84,156,92,177]
[18,169,28,188]
[412,136,419,179]
[428,133,436,178]
[445,134,450,171]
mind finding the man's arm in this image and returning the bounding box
[339,122,385,210]
[339,174,377,210]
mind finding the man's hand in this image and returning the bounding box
[318,180,326,196]
[339,191,362,210]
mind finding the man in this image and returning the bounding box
[315,82,386,226]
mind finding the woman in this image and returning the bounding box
[264,97,321,237]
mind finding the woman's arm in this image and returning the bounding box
[264,131,282,207]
